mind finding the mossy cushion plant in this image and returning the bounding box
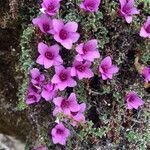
[17,0,149,149]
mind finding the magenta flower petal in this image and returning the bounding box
[61,39,73,49]
[80,103,86,112]
[64,22,78,32]
[125,91,144,110]
[69,33,80,43]
[31,68,40,77]
[119,0,126,7]
[53,97,63,107]
[51,74,61,84]
[140,27,149,38]
[44,58,53,68]
[53,107,62,116]
[36,55,44,65]
[119,0,139,23]
[125,16,132,24]
[57,82,68,91]
[36,42,63,69]
[108,65,119,74]
[76,43,84,54]
[53,19,64,33]
[142,66,150,82]
[51,122,70,145]
[69,103,86,127]
[41,82,57,101]
[52,19,80,50]
[32,14,53,34]
[38,42,47,54]
[75,39,100,62]
[99,56,119,80]
[67,78,77,87]
[26,92,41,105]
[67,93,79,112]
[71,60,94,80]
[53,93,79,116]
[80,0,101,13]
[100,56,112,68]
[85,39,98,50]
[140,16,150,38]
[30,68,45,85]
[51,66,77,91]
[70,67,76,76]
[41,0,62,16]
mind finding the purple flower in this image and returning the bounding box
[51,122,70,145]
[41,0,62,16]
[142,66,150,82]
[125,91,144,109]
[119,0,140,23]
[26,91,41,105]
[53,93,79,116]
[80,0,101,13]
[51,66,77,91]
[52,19,80,49]
[36,42,63,69]
[140,16,150,38]
[41,82,57,101]
[75,39,100,62]
[30,68,45,85]
[99,56,119,80]
[71,60,94,80]
[32,14,53,34]
[28,83,41,93]
[70,103,86,127]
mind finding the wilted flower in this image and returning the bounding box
[32,14,53,34]
[30,68,45,85]
[51,66,77,91]
[52,19,80,49]
[71,60,94,80]
[41,82,57,101]
[26,91,41,105]
[36,42,63,69]
[41,0,62,16]
[53,93,79,116]
[99,56,119,80]
[119,0,139,23]
[51,122,70,145]
[125,91,144,109]
[140,16,150,38]
[142,66,150,82]
[75,39,100,62]
[80,0,101,13]
[70,103,86,127]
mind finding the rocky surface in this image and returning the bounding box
[0,134,24,150]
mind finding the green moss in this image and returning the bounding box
[16,26,35,110]
[78,121,109,141]
[75,80,87,103]
[141,44,150,64]
[64,10,81,23]
[126,126,150,150]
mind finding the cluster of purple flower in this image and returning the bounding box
[25,0,149,147]
[119,0,150,38]
[142,66,150,83]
